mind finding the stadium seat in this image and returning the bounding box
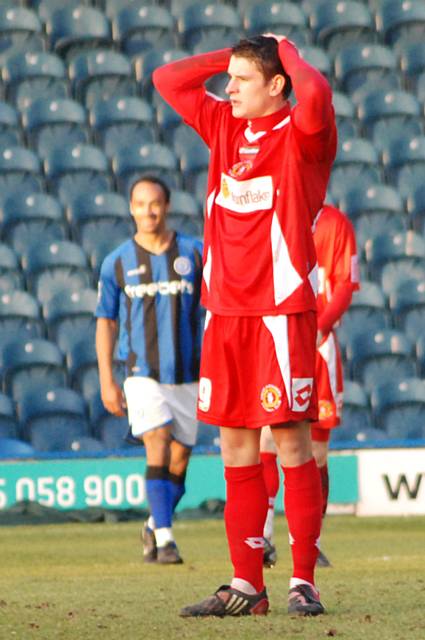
[89,391,132,449]
[346,329,416,391]
[43,143,111,206]
[243,1,309,46]
[168,214,203,237]
[113,4,175,57]
[0,391,19,440]
[34,0,92,23]
[46,6,112,61]
[88,235,127,281]
[399,41,425,92]
[68,436,105,453]
[376,0,425,50]
[309,0,376,55]
[340,184,406,249]
[2,51,68,111]
[68,338,124,401]
[334,43,399,102]
[89,96,155,158]
[22,97,88,159]
[19,384,89,446]
[68,49,138,109]
[0,5,44,63]
[0,243,23,293]
[22,239,92,305]
[332,380,373,442]
[415,331,425,376]
[337,281,390,353]
[171,123,205,157]
[134,47,189,100]
[389,278,425,342]
[2,338,66,400]
[0,290,43,346]
[0,101,21,150]
[196,421,220,448]
[380,260,425,299]
[0,437,35,457]
[177,3,241,51]
[298,45,332,81]
[365,230,425,281]
[154,97,182,139]
[331,91,358,140]
[328,138,381,201]
[169,189,200,218]
[179,139,210,191]
[382,135,425,198]
[1,192,67,255]
[406,184,425,235]
[0,146,43,203]
[370,378,425,439]
[104,0,159,19]
[112,142,180,195]
[357,89,421,152]
[66,190,131,242]
[43,287,98,353]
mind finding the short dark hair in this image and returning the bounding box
[231,35,292,100]
[129,174,171,203]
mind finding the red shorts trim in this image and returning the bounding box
[197,312,318,428]
[314,331,343,430]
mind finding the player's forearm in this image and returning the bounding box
[278,39,333,134]
[152,49,231,112]
[318,284,354,335]
[95,318,118,384]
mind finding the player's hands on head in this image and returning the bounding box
[101,380,127,417]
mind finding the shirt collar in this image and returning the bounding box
[247,102,291,134]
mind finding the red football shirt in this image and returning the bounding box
[314,204,360,328]
[154,42,337,316]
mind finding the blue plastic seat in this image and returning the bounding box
[89,391,132,449]
[22,97,88,159]
[380,260,425,299]
[104,0,159,19]
[389,278,425,342]
[334,43,399,102]
[376,0,425,50]
[114,4,175,57]
[415,331,425,376]
[0,5,44,63]
[88,235,128,281]
[332,380,373,441]
[243,1,309,46]
[371,377,425,439]
[340,184,406,249]
[113,142,180,195]
[2,338,66,400]
[2,51,68,111]
[179,139,210,191]
[1,192,66,255]
[357,89,421,148]
[406,184,425,235]
[46,6,112,61]
[22,239,91,305]
[134,46,188,99]
[309,0,376,55]
[68,338,124,401]
[44,143,111,206]
[0,290,43,345]
[382,135,425,198]
[365,230,425,281]
[331,91,358,140]
[43,287,98,353]
[399,41,425,92]
[329,138,381,201]
[154,97,182,137]
[69,49,138,109]
[33,0,92,22]
[169,189,200,217]
[0,437,35,458]
[178,3,241,50]
[90,96,155,159]
[68,436,106,453]
[346,329,416,391]
[298,45,332,81]
[0,146,43,203]
[0,391,19,440]
[66,190,131,243]
[0,243,23,293]
[0,101,21,150]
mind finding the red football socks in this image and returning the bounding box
[224,464,268,593]
[260,452,280,499]
[282,458,322,585]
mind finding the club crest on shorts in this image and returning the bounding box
[319,399,334,421]
[173,256,192,276]
[260,384,282,412]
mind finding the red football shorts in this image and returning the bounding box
[312,330,343,432]
[197,311,318,428]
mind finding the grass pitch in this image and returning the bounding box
[0,515,424,640]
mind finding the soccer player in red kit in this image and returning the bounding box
[153,35,337,617]
[261,204,360,568]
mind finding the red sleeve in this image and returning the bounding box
[152,49,231,147]
[318,212,360,335]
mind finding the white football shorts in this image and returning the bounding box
[123,376,198,447]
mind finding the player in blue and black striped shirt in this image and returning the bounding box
[95,175,203,564]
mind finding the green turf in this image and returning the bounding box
[0,515,424,639]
